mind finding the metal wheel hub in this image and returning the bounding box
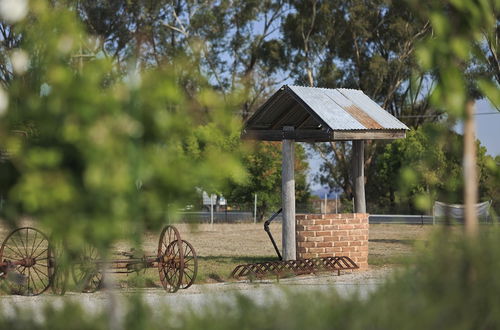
[22,258,36,267]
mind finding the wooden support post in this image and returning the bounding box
[282,126,296,260]
[352,140,366,213]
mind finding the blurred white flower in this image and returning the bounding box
[0,88,9,116]
[10,49,29,74]
[0,0,28,23]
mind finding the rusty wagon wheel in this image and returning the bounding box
[179,240,197,289]
[157,225,184,293]
[0,227,53,296]
[72,244,103,293]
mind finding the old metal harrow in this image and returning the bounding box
[0,225,198,296]
[230,256,359,280]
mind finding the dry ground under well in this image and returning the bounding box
[0,221,434,289]
[165,223,433,284]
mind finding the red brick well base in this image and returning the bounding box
[296,213,369,269]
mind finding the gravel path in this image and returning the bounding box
[0,267,393,322]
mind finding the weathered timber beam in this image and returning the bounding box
[352,140,366,213]
[282,126,296,260]
[242,129,332,142]
[332,130,406,140]
[242,129,406,142]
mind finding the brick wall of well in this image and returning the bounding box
[296,213,369,269]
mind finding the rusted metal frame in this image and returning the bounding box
[72,253,186,275]
[230,256,359,280]
[0,259,29,267]
[263,209,283,260]
[93,256,157,264]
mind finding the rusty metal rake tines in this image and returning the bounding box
[230,256,359,280]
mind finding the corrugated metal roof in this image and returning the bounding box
[288,86,365,130]
[243,85,408,141]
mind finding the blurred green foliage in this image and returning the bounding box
[367,123,498,214]
[411,0,499,114]
[0,1,245,252]
[484,155,500,215]
[224,141,310,221]
[400,0,500,214]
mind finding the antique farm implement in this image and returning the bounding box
[0,225,197,296]
[230,210,358,280]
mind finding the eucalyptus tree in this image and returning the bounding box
[71,0,289,117]
[281,0,433,201]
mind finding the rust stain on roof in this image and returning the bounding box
[344,105,383,129]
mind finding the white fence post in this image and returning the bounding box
[210,194,214,226]
[324,193,327,214]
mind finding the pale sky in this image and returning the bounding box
[467,100,500,156]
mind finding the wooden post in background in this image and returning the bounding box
[253,193,257,224]
[282,126,296,260]
[464,100,478,237]
[352,140,366,213]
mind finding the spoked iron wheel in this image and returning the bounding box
[179,240,197,289]
[72,244,103,293]
[0,227,53,296]
[157,225,184,293]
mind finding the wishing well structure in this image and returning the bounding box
[242,85,408,267]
